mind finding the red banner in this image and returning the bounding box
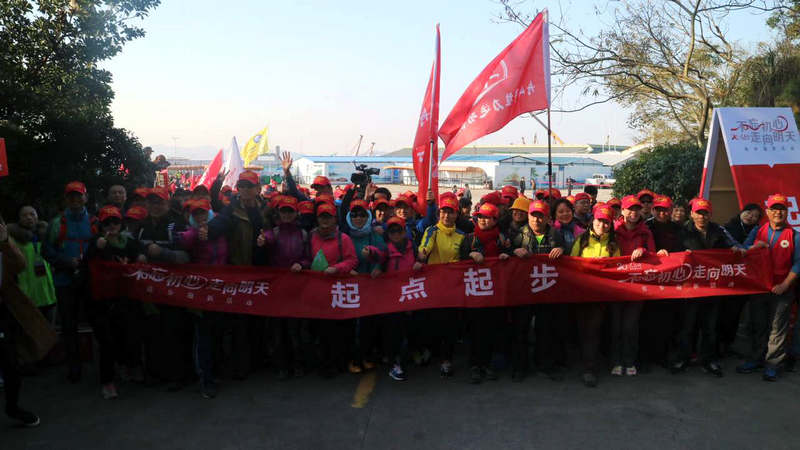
[195,149,223,190]
[89,249,773,320]
[438,10,550,161]
[412,24,441,209]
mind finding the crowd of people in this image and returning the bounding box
[1,151,798,428]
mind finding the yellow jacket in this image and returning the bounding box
[419,222,465,265]
[570,232,621,258]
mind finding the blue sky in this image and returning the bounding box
[105,0,776,158]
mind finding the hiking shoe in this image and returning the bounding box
[763,367,778,382]
[362,360,376,371]
[6,408,40,427]
[348,361,363,374]
[625,366,638,377]
[611,365,623,376]
[670,361,688,374]
[484,367,498,381]
[389,365,407,381]
[703,362,723,378]
[582,372,598,388]
[101,383,119,400]
[440,361,453,378]
[736,361,763,374]
[469,366,483,384]
[201,381,218,399]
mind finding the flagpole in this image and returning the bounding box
[547,107,553,200]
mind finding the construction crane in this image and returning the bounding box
[352,135,364,156]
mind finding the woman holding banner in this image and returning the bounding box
[570,204,620,387]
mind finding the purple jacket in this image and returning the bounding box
[263,223,311,269]
[177,227,228,265]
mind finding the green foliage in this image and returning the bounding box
[612,142,704,203]
[730,40,800,124]
[0,0,160,219]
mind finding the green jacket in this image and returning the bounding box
[12,238,57,308]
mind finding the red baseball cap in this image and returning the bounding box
[621,195,643,210]
[574,192,592,203]
[593,203,614,222]
[148,186,170,201]
[65,181,87,195]
[132,187,150,199]
[349,199,369,211]
[653,195,673,209]
[607,197,622,208]
[314,193,335,205]
[371,198,390,210]
[394,195,411,207]
[481,191,504,206]
[278,196,299,211]
[637,189,656,201]
[439,196,459,211]
[98,205,122,222]
[566,195,575,204]
[528,200,550,216]
[766,194,789,209]
[124,205,148,221]
[316,202,337,217]
[477,202,499,219]
[312,176,331,188]
[220,185,233,194]
[692,198,712,213]
[238,170,260,186]
[457,188,466,197]
[501,185,519,200]
[188,198,212,213]
[297,201,314,215]
[386,216,406,229]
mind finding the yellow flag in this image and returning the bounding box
[241,126,269,166]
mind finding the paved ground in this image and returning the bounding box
[4,344,800,450]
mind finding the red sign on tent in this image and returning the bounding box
[700,107,800,230]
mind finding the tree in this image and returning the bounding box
[497,0,788,148]
[612,142,704,202]
[732,40,800,121]
[0,0,160,218]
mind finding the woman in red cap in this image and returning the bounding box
[610,195,660,378]
[510,199,566,382]
[87,206,145,399]
[570,203,621,387]
[460,202,512,384]
[418,195,467,377]
[177,199,229,397]
[551,198,585,251]
[256,197,312,382]
[310,202,358,378]
[363,216,425,381]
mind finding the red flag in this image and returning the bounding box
[0,138,8,177]
[439,10,550,161]
[196,149,223,190]
[412,25,441,209]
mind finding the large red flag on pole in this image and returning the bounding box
[412,24,441,209]
[195,149,223,190]
[438,10,550,162]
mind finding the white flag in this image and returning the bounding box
[222,136,245,188]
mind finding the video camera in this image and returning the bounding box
[350,163,380,190]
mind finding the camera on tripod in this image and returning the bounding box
[350,163,380,189]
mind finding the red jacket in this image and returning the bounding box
[310,229,358,274]
[614,218,656,256]
[367,239,416,273]
[755,223,796,284]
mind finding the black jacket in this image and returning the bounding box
[647,218,684,253]
[681,222,738,251]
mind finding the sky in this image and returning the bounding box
[104,0,778,159]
